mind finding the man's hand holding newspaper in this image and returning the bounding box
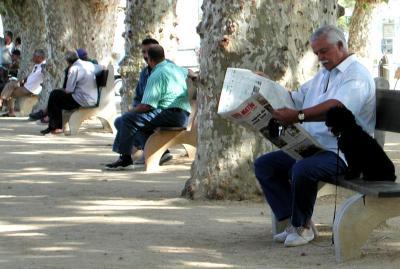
[217,68,324,160]
[273,107,300,126]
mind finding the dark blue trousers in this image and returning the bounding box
[114,116,152,150]
[113,108,189,155]
[254,150,346,227]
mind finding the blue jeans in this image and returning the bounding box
[254,150,346,227]
[114,116,152,149]
[113,108,189,155]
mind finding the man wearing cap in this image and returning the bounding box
[39,50,101,135]
[77,48,98,64]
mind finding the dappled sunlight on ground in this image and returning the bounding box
[1,118,400,268]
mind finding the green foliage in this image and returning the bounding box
[339,0,355,8]
[337,0,355,32]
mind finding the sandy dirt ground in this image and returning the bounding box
[0,117,400,269]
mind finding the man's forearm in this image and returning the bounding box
[303,99,342,122]
[273,99,342,125]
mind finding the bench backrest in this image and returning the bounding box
[95,65,114,109]
[96,69,109,88]
[186,78,198,131]
[376,89,400,133]
[93,68,109,107]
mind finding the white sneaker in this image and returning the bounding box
[284,227,314,247]
[273,225,296,243]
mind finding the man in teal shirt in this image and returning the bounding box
[106,45,191,170]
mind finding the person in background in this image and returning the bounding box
[76,48,98,64]
[0,67,8,95]
[2,31,14,68]
[9,49,21,78]
[115,38,173,165]
[105,45,191,170]
[39,50,101,135]
[14,36,21,51]
[0,49,46,117]
[29,47,101,122]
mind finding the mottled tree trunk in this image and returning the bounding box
[182,0,338,200]
[1,0,118,111]
[348,0,384,70]
[34,0,119,111]
[1,0,47,78]
[119,0,179,112]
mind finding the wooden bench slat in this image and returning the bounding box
[157,127,187,131]
[323,176,400,198]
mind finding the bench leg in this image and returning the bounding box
[182,144,196,159]
[97,115,116,133]
[17,96,38,117]
[144,132,181,172]
[65,111,87,135]
[62,113,72,135]
[333,194,400,262]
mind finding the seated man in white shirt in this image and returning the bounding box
[254,25,375,247]
[0,49,46,117]
[40,50,101,135]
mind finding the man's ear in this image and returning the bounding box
[337,41,344,51]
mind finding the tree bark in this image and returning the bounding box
[1,0,118,111]
[1,0,47,78]
[183,0,338,200]
[119,0,179,112]
[348,0,384,70]
[34,0,119,111]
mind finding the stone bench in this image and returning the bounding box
[62,64,116,135]
[16,95,38,117]
[271,82,400,262]
[143,80,197,172]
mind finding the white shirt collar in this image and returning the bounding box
[328,54,357,73]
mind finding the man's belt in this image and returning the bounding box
[167,107,183,112]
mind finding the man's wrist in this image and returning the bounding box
[297,110,305,123]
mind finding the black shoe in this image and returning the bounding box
[105,158,134,171]
[159,151,173,165]
[29,110,44,121]
[40,128,52,135]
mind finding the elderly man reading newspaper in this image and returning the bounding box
[218,25,375,247]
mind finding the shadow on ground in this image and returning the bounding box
[1,117,400,269]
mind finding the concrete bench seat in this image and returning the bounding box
[62,64,116,135]
[143,80,197,172]
[16,95,38,117]
[323,177,400,197]
[321,177,400,262]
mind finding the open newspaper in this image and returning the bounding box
[217,68,324,160]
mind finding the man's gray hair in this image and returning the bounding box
[33,49,46,58]
[65,50,79,64]
[310,25,348,51]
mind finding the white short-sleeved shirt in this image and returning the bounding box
[290,55,376,155]
[24,61,46,95]
[65,59,102,107]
